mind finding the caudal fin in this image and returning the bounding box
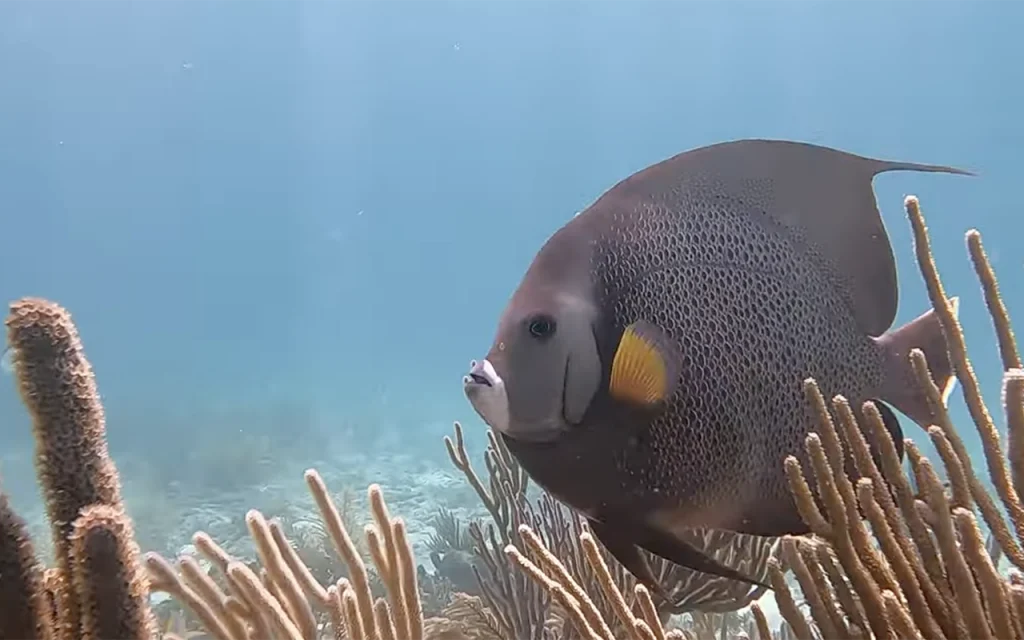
[877,297,959,429]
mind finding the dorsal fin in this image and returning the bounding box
[621,139,974,336]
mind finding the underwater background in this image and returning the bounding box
[1,0,1022,635]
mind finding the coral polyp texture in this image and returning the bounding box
[0,193,1022,640]
[2,298,154,640]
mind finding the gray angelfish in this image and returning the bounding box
[463,138,972,597]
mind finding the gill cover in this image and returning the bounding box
[563,307,602,424]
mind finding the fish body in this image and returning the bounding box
[463,139,971,595]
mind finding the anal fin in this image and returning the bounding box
[587,516,771,593]
[587,518,671,601]
[870,401,906,464]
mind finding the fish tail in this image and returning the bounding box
[876,296,960,429]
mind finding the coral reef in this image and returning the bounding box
[0,192,1021,640]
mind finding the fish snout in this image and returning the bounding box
[463,358,510,433]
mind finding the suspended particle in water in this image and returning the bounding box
[0,347,12,375]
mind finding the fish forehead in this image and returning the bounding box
[497,219,600,331]
[491,283,553,354]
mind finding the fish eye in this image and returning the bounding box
[528,315,556,339]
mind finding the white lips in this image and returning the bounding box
[463,358,510,434]
[464,358,502,387]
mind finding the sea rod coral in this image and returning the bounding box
[0,191,1020,640]
[0,298,155,640]
[735,196,1024,640]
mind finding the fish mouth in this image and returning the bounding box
[463,359,501,389]
[468,371,492,387]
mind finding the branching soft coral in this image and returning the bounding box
[443,409,777,639]
[146,475,424,640]
[747,196,1024,640]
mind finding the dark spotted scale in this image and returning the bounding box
[590,186,888,536]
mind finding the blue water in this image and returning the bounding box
[0,1,1020,495]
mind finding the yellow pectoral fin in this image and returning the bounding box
[609,321,675,406]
